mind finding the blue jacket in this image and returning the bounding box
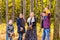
[17,18,25,34]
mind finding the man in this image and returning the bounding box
[41,7,51,40]
[17,13,25,40]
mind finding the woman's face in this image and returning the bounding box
[19,14,23,18]
[30,12,34,17]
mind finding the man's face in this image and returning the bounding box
[42,13,46,16]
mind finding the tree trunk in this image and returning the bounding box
[0,0,2,24]
[23,0,26,18]
[6,0,8,24]
[35,0,38,13]
[20,0,23,13]
[12,0,15,22]
[40,0,43,12]
[53,0,60,40]
[48,0,51,10]
[30,0,34,12]
[58,0,60,39]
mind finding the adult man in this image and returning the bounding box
[41,7,51,40]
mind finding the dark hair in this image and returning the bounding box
[43,11,46,13]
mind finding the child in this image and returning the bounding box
[6,19,14,40]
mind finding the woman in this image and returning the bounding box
[25,12,37,40]
[17,13,25,40]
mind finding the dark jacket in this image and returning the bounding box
[6,24,14,35]
[17,18,25,34]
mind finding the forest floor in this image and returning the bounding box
[0,23,54,40]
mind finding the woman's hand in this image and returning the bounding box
[20,27,23,31]
[29,25,32,30]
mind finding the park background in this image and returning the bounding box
[0,0,60,40]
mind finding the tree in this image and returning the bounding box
[12,0,15,22]
[53,0,60,40]
[20,0,23,13]
[30,0,34,12]
[49,0,51,10]
[23,0,26,18]
[40,0,43,12]
[6,0,8,24]
[0,0,2,24]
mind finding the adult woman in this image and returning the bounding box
[25,12,37,40]
[17,13,25,40]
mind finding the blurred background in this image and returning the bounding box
[0,0,60,40]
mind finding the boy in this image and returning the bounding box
[6,19,14,40]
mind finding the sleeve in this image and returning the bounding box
[11,26,14,33]
[27,18,29,26]
[27,22,29,26]
[16,19,20,32]
[48,13,51,18]
[6,26,10,34]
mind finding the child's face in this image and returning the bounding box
[9,20,13,25]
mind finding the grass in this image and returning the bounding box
[0,23,54,40]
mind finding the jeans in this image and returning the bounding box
[6,34,12,40]
[18,33,23,40]
[42,28,50,40]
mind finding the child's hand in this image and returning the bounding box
[10,33,13,37]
